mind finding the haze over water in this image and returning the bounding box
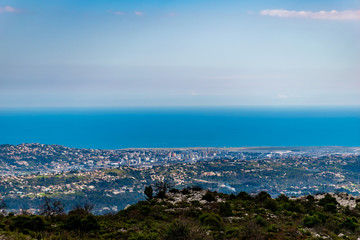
[0,107,359,149]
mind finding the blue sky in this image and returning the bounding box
[0,0,359,107]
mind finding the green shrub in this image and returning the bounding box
[306,195,315,202]
[190,201,201,207]
[219,202,232,217]
[199,213,223,229]
[64,215,82,231]
[64,214,99,232]
[303,214,322,228]
[267,224,279,233]
[10,215,45,232]
[181,188,190,195]
[255,191,271,203]
[276,194,289,202]
[169,188,180,194]
[237,191,253,201]
[324,203,337,213]
[264,199,278,212]
[283,200,303,213]
[129,231,159,240]
[140,205,151,216]
[318,194,338,206]
[163,220,190,240]
[190,185,203,191]
[255,215,267,227]
[225,227,241,238]
[341,217,358,231]
[81,214,100,232]
[202,191,216,202]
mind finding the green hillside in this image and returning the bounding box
[0,187,360,239]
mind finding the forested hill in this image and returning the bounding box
[1,188,360,239]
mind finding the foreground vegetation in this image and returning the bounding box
[1,186,360,239]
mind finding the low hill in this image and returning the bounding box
[1,188,360,239]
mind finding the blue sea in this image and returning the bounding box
[0,107,359,149]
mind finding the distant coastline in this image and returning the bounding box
[2,143,360,151]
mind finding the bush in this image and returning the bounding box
[163,220,190,240]
[191,201,201,207]
[237,191,253,201]
[243,220,265,239]
[306,195,315,202]
[341,217,358,231]
[64,214,99,232]
[202,191,216,202]
[169,188,180,193]
[140,205,151,216]
[255,191,271,203]
[264,199,278,212]
[81,214,100,232]
[219,202,232,217]
[283,200,303,213]
[190,185,203,191]
[303,214,322,228]
[255,215,267,227]
[181,188,190,195]
[229,194,237,200]
[11,215,45,232]
[129,231,159,240]
[199,213,223,229]
[64,215,82,231]
[267,224,279,233]
[225,227,241,238]
[318,194,338,206]
[324,203,337,213]
[276,194,289,202]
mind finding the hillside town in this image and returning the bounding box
[0,144,360,214]
[1,143,359,175]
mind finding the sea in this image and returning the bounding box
[0,107,359,149]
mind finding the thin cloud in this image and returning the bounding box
[0,6,20,13]
[107,10,126,15]
[167,12,177,17]
[134,11,144,16]
[114,11,126,15]
[260,9,360,20]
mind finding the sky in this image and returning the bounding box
[0,0,359,108]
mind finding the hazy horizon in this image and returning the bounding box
[1,0,359,108]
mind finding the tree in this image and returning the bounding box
[40,197,64,219]
[144,185,153,201]
[154,179,173,198]
[0,199,7,215]
[69,202,95,216]
[319,194,338,213]
[255,191,271,203]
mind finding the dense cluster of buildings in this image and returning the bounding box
[1,143,359,176]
